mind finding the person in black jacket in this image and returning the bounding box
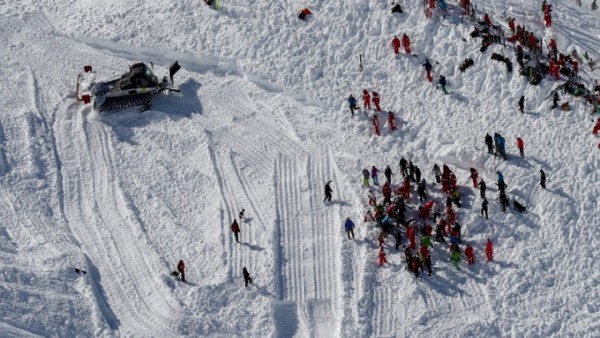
[540,170,546,189]
[399,157,408,177]
[519,95,525,113]
[384,165,393,184]
[478,179,487,199]
[485,133,494,154]
[243,267,253,287]
[481,198,489,219]
[324,181,333,202]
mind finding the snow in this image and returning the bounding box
[1,0,599,337]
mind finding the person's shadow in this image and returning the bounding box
[240,242,265,251]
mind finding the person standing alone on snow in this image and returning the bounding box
[362,168,370,187]
[517,137,525,157]
[519,95,525,113]
[177,260,186,282]
[486,239,494,261]
[344,217,355,240]
[438,75,448,94]
[481,197,489,219]
[540,170,546,189]
[231,219,241,243]
[242,267,253,287]
[324,181,333,202]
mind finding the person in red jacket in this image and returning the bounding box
[544,4,552,27]
[372,113,381,136]
[469,168,479,189]
[392,35,401,55]
[378,248,388,266]
[382,182,392,205]
[177,260,186,282]
[484,13,492,27]
[231,219,241,242]
[407,224,416,250]
[402,34,411,54]
[593,118,600,134]
[485,239,494,261]
[387,111,397,131]
[516,137,524,157]
[362,89,371,109]
[465,245,475,265]
[372,91,381,111]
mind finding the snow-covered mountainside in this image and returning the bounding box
[1,0,599,337]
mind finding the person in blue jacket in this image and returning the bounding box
[344,217,356,239]
[347,94,358,116]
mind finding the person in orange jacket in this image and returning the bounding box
[231,219,241,242]
[392,35,401,55]
[362,89,371,109]
[402,34,411,54]
[177,260,186,282]
[485,239,494,261]
[516,137,524,157]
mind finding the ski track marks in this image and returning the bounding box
[55,101,183,336]
[273,148,345,337]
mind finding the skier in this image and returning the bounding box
[552,92,560,108]
[394,230,402,251]
[422,59,433,82]
[465,244,475,265]
[485,239,494,261]
[362,89,371,110]
[408,161,415,181]
[478,179,487,199]
[419,245,432,276]
[496,170,505,186]
[540,169,547,189]
[414,166,422,185]
[410,256,420,277]
[242,267,253,287]
[384,165,393,184]
[347,94,358,116]
[499,191,509,212]
[362,168,370,187]
[432,163,441,183]
[481,198,489,219]
[371,166,380,186]
[324,181,333,202]
[402,34,412,54]
[368,189,377,206]
[417,179,427,201]
[372,91,381,111]
[469,168,479,189]
[371,112,381,136]
[344,217,356,240]
[392,35,401,55]
[485,133,494,154]
[378,248,388,267]
[387,111,397,131]
[382,182,392,205]
[239,209,245,221]
[544,4,552,27]
[399,157,409,177]
[177,260,186,282]
[434,220,446,243]
[437,75,448,94]
[450,246,461,270]
[517,137,524,157]
[519,95,525,113]
[231,219,241,243]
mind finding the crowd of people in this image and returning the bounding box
[351,159,497,277]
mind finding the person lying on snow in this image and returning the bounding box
[298,8,312,21]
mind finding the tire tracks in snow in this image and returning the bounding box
[55,102,183,336]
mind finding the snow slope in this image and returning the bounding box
[0,0,599,337]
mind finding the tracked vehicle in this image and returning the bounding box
[76,61,181,112]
